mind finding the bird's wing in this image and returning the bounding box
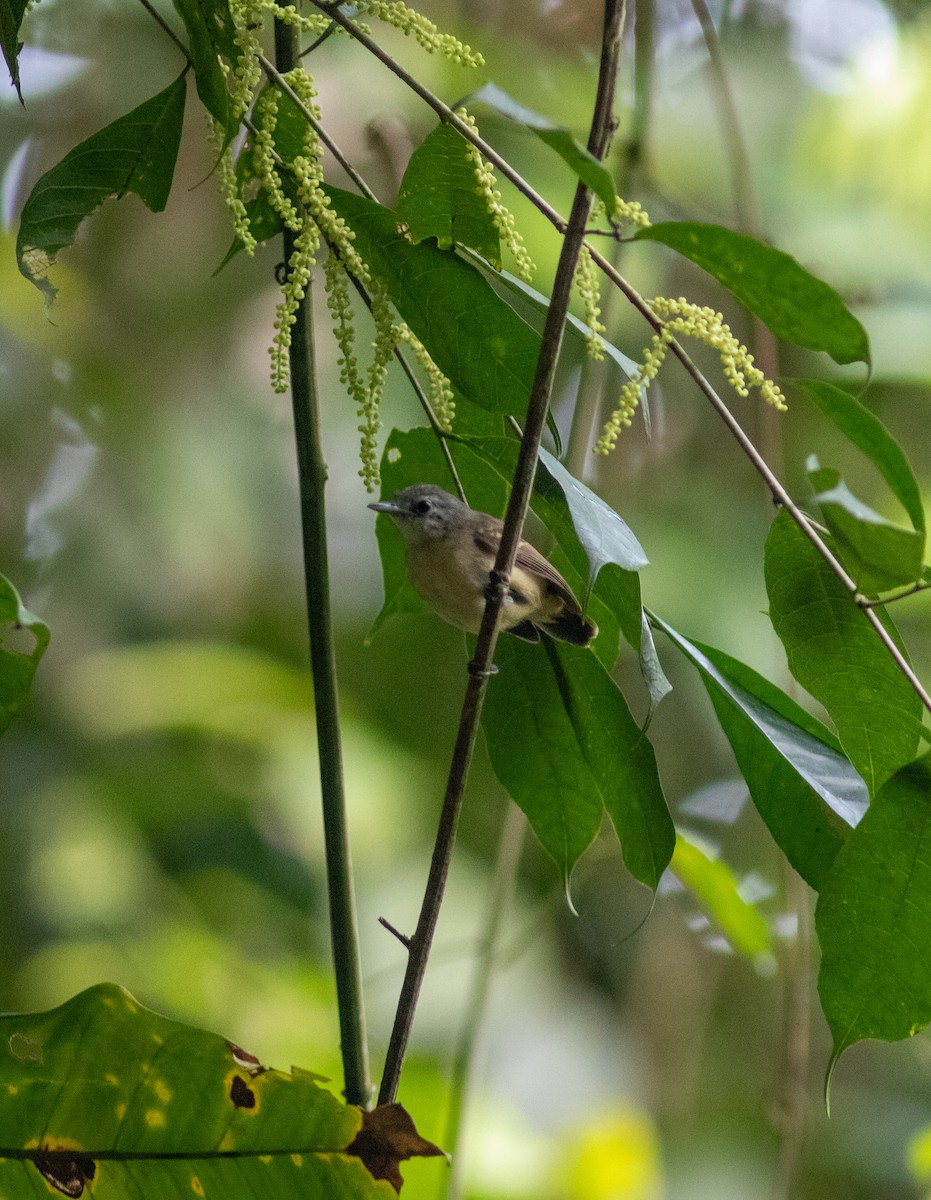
[473,526,581,614]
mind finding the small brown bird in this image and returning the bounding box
[369,484,598,646]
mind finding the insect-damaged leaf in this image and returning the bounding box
[0,982,434,1196]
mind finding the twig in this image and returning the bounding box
[138,0,191,61]
[859,581,931,609]
[274,9,372,1108]
[375,0,628,1108]
[378,917,411,949]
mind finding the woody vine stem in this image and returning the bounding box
[376,0,627,1107]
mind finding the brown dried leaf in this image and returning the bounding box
[347,1103,446,1192]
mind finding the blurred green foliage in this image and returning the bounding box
[2,2,931,1197]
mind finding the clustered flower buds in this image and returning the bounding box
[596,296,786,455]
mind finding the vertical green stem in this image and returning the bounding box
[274,11,371,1109]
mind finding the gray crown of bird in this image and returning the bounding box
[369,484,598,646]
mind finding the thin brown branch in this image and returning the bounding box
[375,0,628,1107]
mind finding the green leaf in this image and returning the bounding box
[0,0,28,102]
[636,222,871,367]
[16,72,188,302]
[796,379,925,534]
[638,611,672,728]
[484,639,674,892]
[467,82,617,212]
[764,509,922,796]
[808,457,925,593]
[0,573,49,739]
[396,122,501,264]
[172,0,239,140]
[670,834,773,964]
[817,756,931,1098]
[462,251,642,381]
[654,614,865,890]
[0,982,413,1196]
[326,186,542,417]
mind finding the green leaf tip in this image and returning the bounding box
[16,72,187,301]
[0,572,50,740]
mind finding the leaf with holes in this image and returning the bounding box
[0,982,436,1196]
[396,122,500,264]
[16,72,187,302]
[0,573,49,740]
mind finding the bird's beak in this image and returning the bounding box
[368,500,401,515]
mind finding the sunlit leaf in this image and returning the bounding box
[484,639,674,893]
[16,72,187,301]
[670,834,773,963]
[796,379,925,534]
[817,756,931,1102]
[637,222,870,367]
[654,614,864,889]
[0,0,28,102]
[0,572,49,740]
[466,82,617,211]
[808,457,925,593]
[764,509,922,796]
[396,122,501,264]
[0,981,425,1196]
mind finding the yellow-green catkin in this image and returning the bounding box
[395,323,456,431]
[595,297,786,455]
[574,244,606,360]
[457,108,535,283]
[356,0,483,66]
[611,195,651,229]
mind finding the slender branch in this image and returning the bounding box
[138,0,191,60]
[375,0,628,1107]
[274,10,372,1108]
[859,581,931,609]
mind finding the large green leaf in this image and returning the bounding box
[637,223,870,367]
[655,615,865,890]
[0,573,50,739]
[797,379,925,534]
[484,639,674,892]
[670,834,773,964]
[764,510,922,796]
[16,72,188,302]
[817,757,931,1101]
[0,982,434,1196]
[466,83,617,212]
[172,0,239,140]
[808,458,925,593]
[326,186,541,417]
[0,0,28,101]
[396,122,501,264]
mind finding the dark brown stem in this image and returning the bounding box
[375,0,627,1107]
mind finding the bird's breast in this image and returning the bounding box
[406,535,543,633]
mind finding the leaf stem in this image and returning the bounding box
[375,0,628,1107]
[274,11,371,1108]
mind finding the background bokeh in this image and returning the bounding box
[2,1,931,1197]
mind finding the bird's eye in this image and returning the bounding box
[415,499,432,515]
